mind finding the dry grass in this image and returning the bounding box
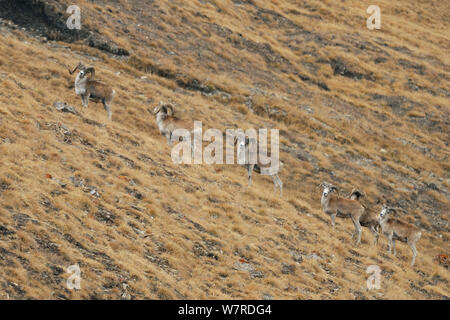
[0,0,448,300]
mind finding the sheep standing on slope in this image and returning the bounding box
[69,62,115,121]
[234,136,283,195]
[320,182,365,245]
[378,205,422,266]
[151,102,194,145]
[348,188,380,245]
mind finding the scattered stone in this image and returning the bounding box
[305,252,320,260]
[69,176,84,187]
[290,250,303,263]
[125,187,143,200]
[53,102,77,114]
[374,57,387,64]
[121,283,131,300]
[330,59,363,80]
[0,225,14,237]
[233,261,264,278]
[193,242,218,260]
[281,263,296,275]
[52,178,66,188]
[89,188,100,198]
[433,254,449,269]
[95,206,116,225]
[262,293,273,300]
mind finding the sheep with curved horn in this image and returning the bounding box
[69,62,115,121]
[378,205,422,266]
[320,182,365,245]
[150,102,194,145]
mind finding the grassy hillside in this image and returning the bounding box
[0,0,448,299]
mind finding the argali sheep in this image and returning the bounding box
[348,188,380,245]
[69,62,115,121]
[150,102,194,145]
[234,135,283,195]
[320,182,365,245]
[378,205,422,266]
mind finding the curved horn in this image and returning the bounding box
[69,64,79,75]
[315,183,322,191]
[69,62,84,75]
[152,104,162,115]
[165,103,174,116]
[153,101,166,115]
[84,67,95,78]
[350,188,364,200]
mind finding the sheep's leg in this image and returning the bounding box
[166,132,172,146]
[275,175,283,195]
[271,175,278,192]
[247,164,255,187]
[103,100,112,121]
[356,222,362,245]
[330,213,336,228]
[81,94,89,108]
[392,238,396,256]
[350,222,356,239]
[352,217,362,245]
[371,225,379,246]
[387,233,393,254]
[408,240,418,266]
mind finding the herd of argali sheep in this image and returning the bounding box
[68,62,422,267]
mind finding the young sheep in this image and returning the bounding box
[151,102,194,145]
[234,135,283,194]
[69,62,115,120]
[349,188,379,245]
[378,206,422,266]
[320,182,365,245]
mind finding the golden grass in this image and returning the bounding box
[0,0,448,300]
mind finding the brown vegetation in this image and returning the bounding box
[0,0,448,299]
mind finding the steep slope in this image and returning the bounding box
[0,0,448,299]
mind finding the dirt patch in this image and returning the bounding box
[0,0,128,55]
